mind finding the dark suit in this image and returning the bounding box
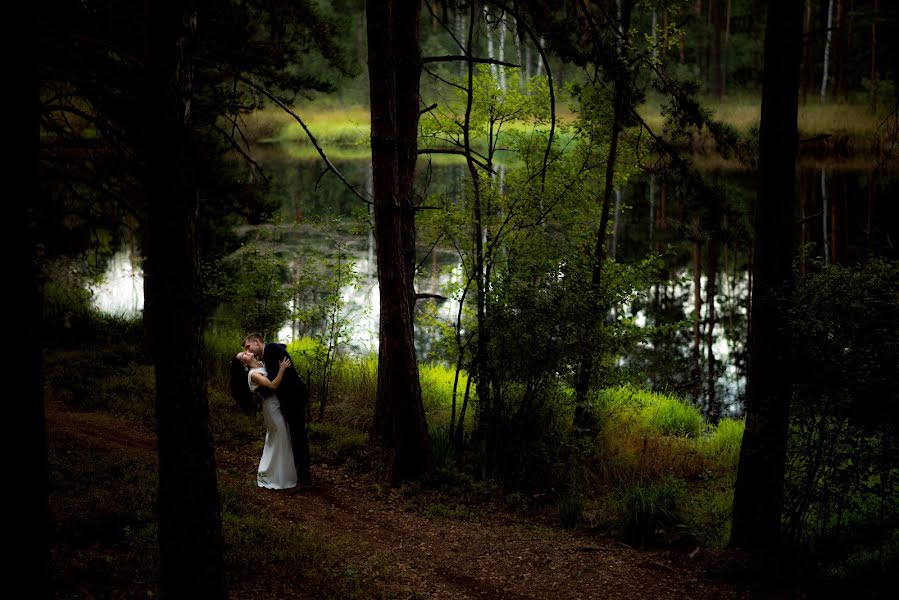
[260,342,311,484]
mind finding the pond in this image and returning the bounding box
[90,152,898,417]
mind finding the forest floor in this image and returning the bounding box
[46,397,784,599]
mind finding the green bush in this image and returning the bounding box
[784,257,899,588]
[614,477,686,546]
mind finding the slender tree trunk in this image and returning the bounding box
[142,1,226,595]
[660,183,667,233]
[822,168,830,263]
[611,188,622,261]
[455,374,474,450]
[724,0,732,96]
[712,0,724,99]
[662,9,669,61]
[498,10,507,91]
[525,41,532,85]
[513,15,524,91]
[691,238,703,401]
[535,37,545,77]
[731,0,802,552]
[833,171,844,263]
[821,0,834,103]
[801,0,813,103]
[800,171,808,276]
[463,2,496,465]
[573,1,634,433]
[11,3,49,594]
[695,0,707,89]
[485,6,497,81]
[835,0,847,101]
[706,233,719,422]
[867,168,874,253]
[367,0,430,483]
[870,0,879,112]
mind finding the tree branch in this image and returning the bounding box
[416,293,448,302]
[418,147,495,174]
[488,2,556,189]
[423,55,519,68]
[422,66,469,92]
[233,74,372,205]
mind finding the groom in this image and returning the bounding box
[243,332,312,486]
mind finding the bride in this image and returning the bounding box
[231,351,298,490]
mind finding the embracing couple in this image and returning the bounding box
[230,333,311,490]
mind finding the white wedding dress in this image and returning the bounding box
[248,367,298,489]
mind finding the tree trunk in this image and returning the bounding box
[706,233,719,422]
[724,0,732,96]
[822,167,830,263]
[464,1,496,466]
[573,0,634,434]
[695,0,707,89]
[821,0,834,103]
[712,0,724,99]
[730,0,802,552]
[801,0,814,103]
[800,170,808,276]
[662,9,669,61]
[142,1,226,595]
[870,0,879,112]
[835,0,847,101]
[367,0,430,483]
[691,237,703,401]
[11,3,50,594]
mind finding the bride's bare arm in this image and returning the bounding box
[250,357,292,390]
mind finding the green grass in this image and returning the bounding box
[240,104,371,146]
[638,93,884,137]
[598,385,705,438]
[242,97,886,159]
[419,362,470,424]
[700,418,745,470]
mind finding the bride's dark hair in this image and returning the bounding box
[229,356,256,416]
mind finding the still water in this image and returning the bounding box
[90,155,898,416]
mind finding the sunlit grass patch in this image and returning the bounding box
[420,362,469,423]
[240,104,370,144]
[637,94,883,142]
[599,385,705,437]
[595,427,710,484]
[797,102,882,137]
[699,418,745,471]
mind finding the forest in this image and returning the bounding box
[14,0,899,598]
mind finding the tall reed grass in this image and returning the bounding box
[598,385,705,437]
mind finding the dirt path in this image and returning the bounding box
[46,399,750,599]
